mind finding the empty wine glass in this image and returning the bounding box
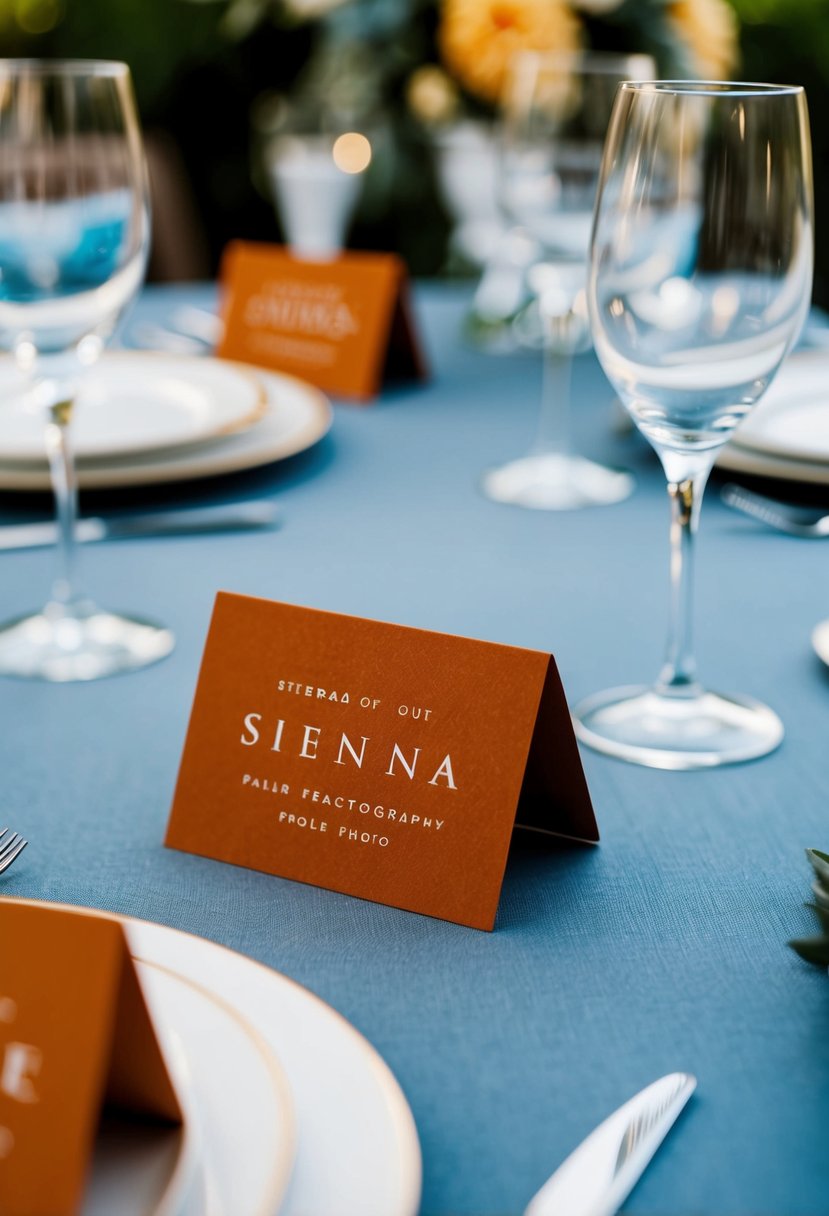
[0,60,173,680]
[574,81,813,767]
[482,50,654,510]
[265,99,372,260]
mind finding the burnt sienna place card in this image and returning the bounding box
[0,902,182,1216]
[166,594,597,931]
[217,240,426,401]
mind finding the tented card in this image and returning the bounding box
[0,903,181,1216]
[165,593,598,930]
[217,241,426,400]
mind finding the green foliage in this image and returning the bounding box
[0,0,226,115]
[789,849,829,967]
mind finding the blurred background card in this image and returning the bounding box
[218,241,426,401]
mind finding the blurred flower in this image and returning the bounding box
[406,65,460,124]
[667,0,739,78]
[438,0,582,105]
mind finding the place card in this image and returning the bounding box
[217,240,426,401]
[166,593,598,930]
[0,902,181,1216]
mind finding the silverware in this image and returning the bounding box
[523,1073,696,1216]
[0,499,280,551]
[128,308,222,356]
[128,322,210,357]
[170,305,223,346]
[0,828,27,874]
[721,483,829,538]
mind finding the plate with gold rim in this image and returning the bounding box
[0,353,268,463]
[5,897,422,1216]
[0,368,332,491]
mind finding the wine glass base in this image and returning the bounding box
[0,603,174,682]
[572,684,784,770]
[481,453,634,510]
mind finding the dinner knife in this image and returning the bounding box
[0,499,280,551]
[523,1072,696,1216]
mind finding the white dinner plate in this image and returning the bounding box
[0,368,332,492]
[0,354,268,462]
[4,899,422,1216]
[729,351,829,464]
[83,956,295,1216]
[715,439,829,485]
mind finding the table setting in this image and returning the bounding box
[2,45,829,1216]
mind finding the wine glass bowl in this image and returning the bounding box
[574,81,814,768]
[0,60,173,681]
[482,51,654,511]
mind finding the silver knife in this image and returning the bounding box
[524,1073,696,1216]
[0,499,280,551]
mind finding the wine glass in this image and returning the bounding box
[574,81,814,768]
[482,50,654,510]
[0,60,173,681]
[264,97,372,260]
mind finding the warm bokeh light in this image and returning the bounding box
[15,0,63,34]
[332,132,372,175]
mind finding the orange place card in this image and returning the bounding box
[166,593,598,931]
[0,902,181,1216]
[217,240,426,401]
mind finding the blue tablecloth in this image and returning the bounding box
[3,284,829,1216]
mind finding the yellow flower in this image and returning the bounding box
[667,0,739,79]
[438,0,582,106]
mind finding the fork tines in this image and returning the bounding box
[0,827,27,874]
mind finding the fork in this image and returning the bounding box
[0,828,27,874]
[721,483,829,538]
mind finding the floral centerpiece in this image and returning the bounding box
[222,0,739,119]
[225,0,739,273]
[417,0,738,124]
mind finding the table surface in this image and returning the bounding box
[3,283,829,1216]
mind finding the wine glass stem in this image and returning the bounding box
[533,342,571,457]
[656,459,714,696]
[44,400,82,610]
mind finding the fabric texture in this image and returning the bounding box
[2,284,828,1215]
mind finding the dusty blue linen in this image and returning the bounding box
[2,284,829,1216]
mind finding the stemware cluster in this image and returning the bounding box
[0,59,816,777]
[481,61,813,769]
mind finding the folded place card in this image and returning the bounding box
[0,902,182,1216]
[217,240,426,401]
[166,593,598,930]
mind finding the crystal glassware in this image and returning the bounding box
[574,81,814,768]
[0,60,173,680]
[482,50,654,510]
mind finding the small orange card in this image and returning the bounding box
[165,593,597,931]
[217,241,426,401]
[0,903,181,1216]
